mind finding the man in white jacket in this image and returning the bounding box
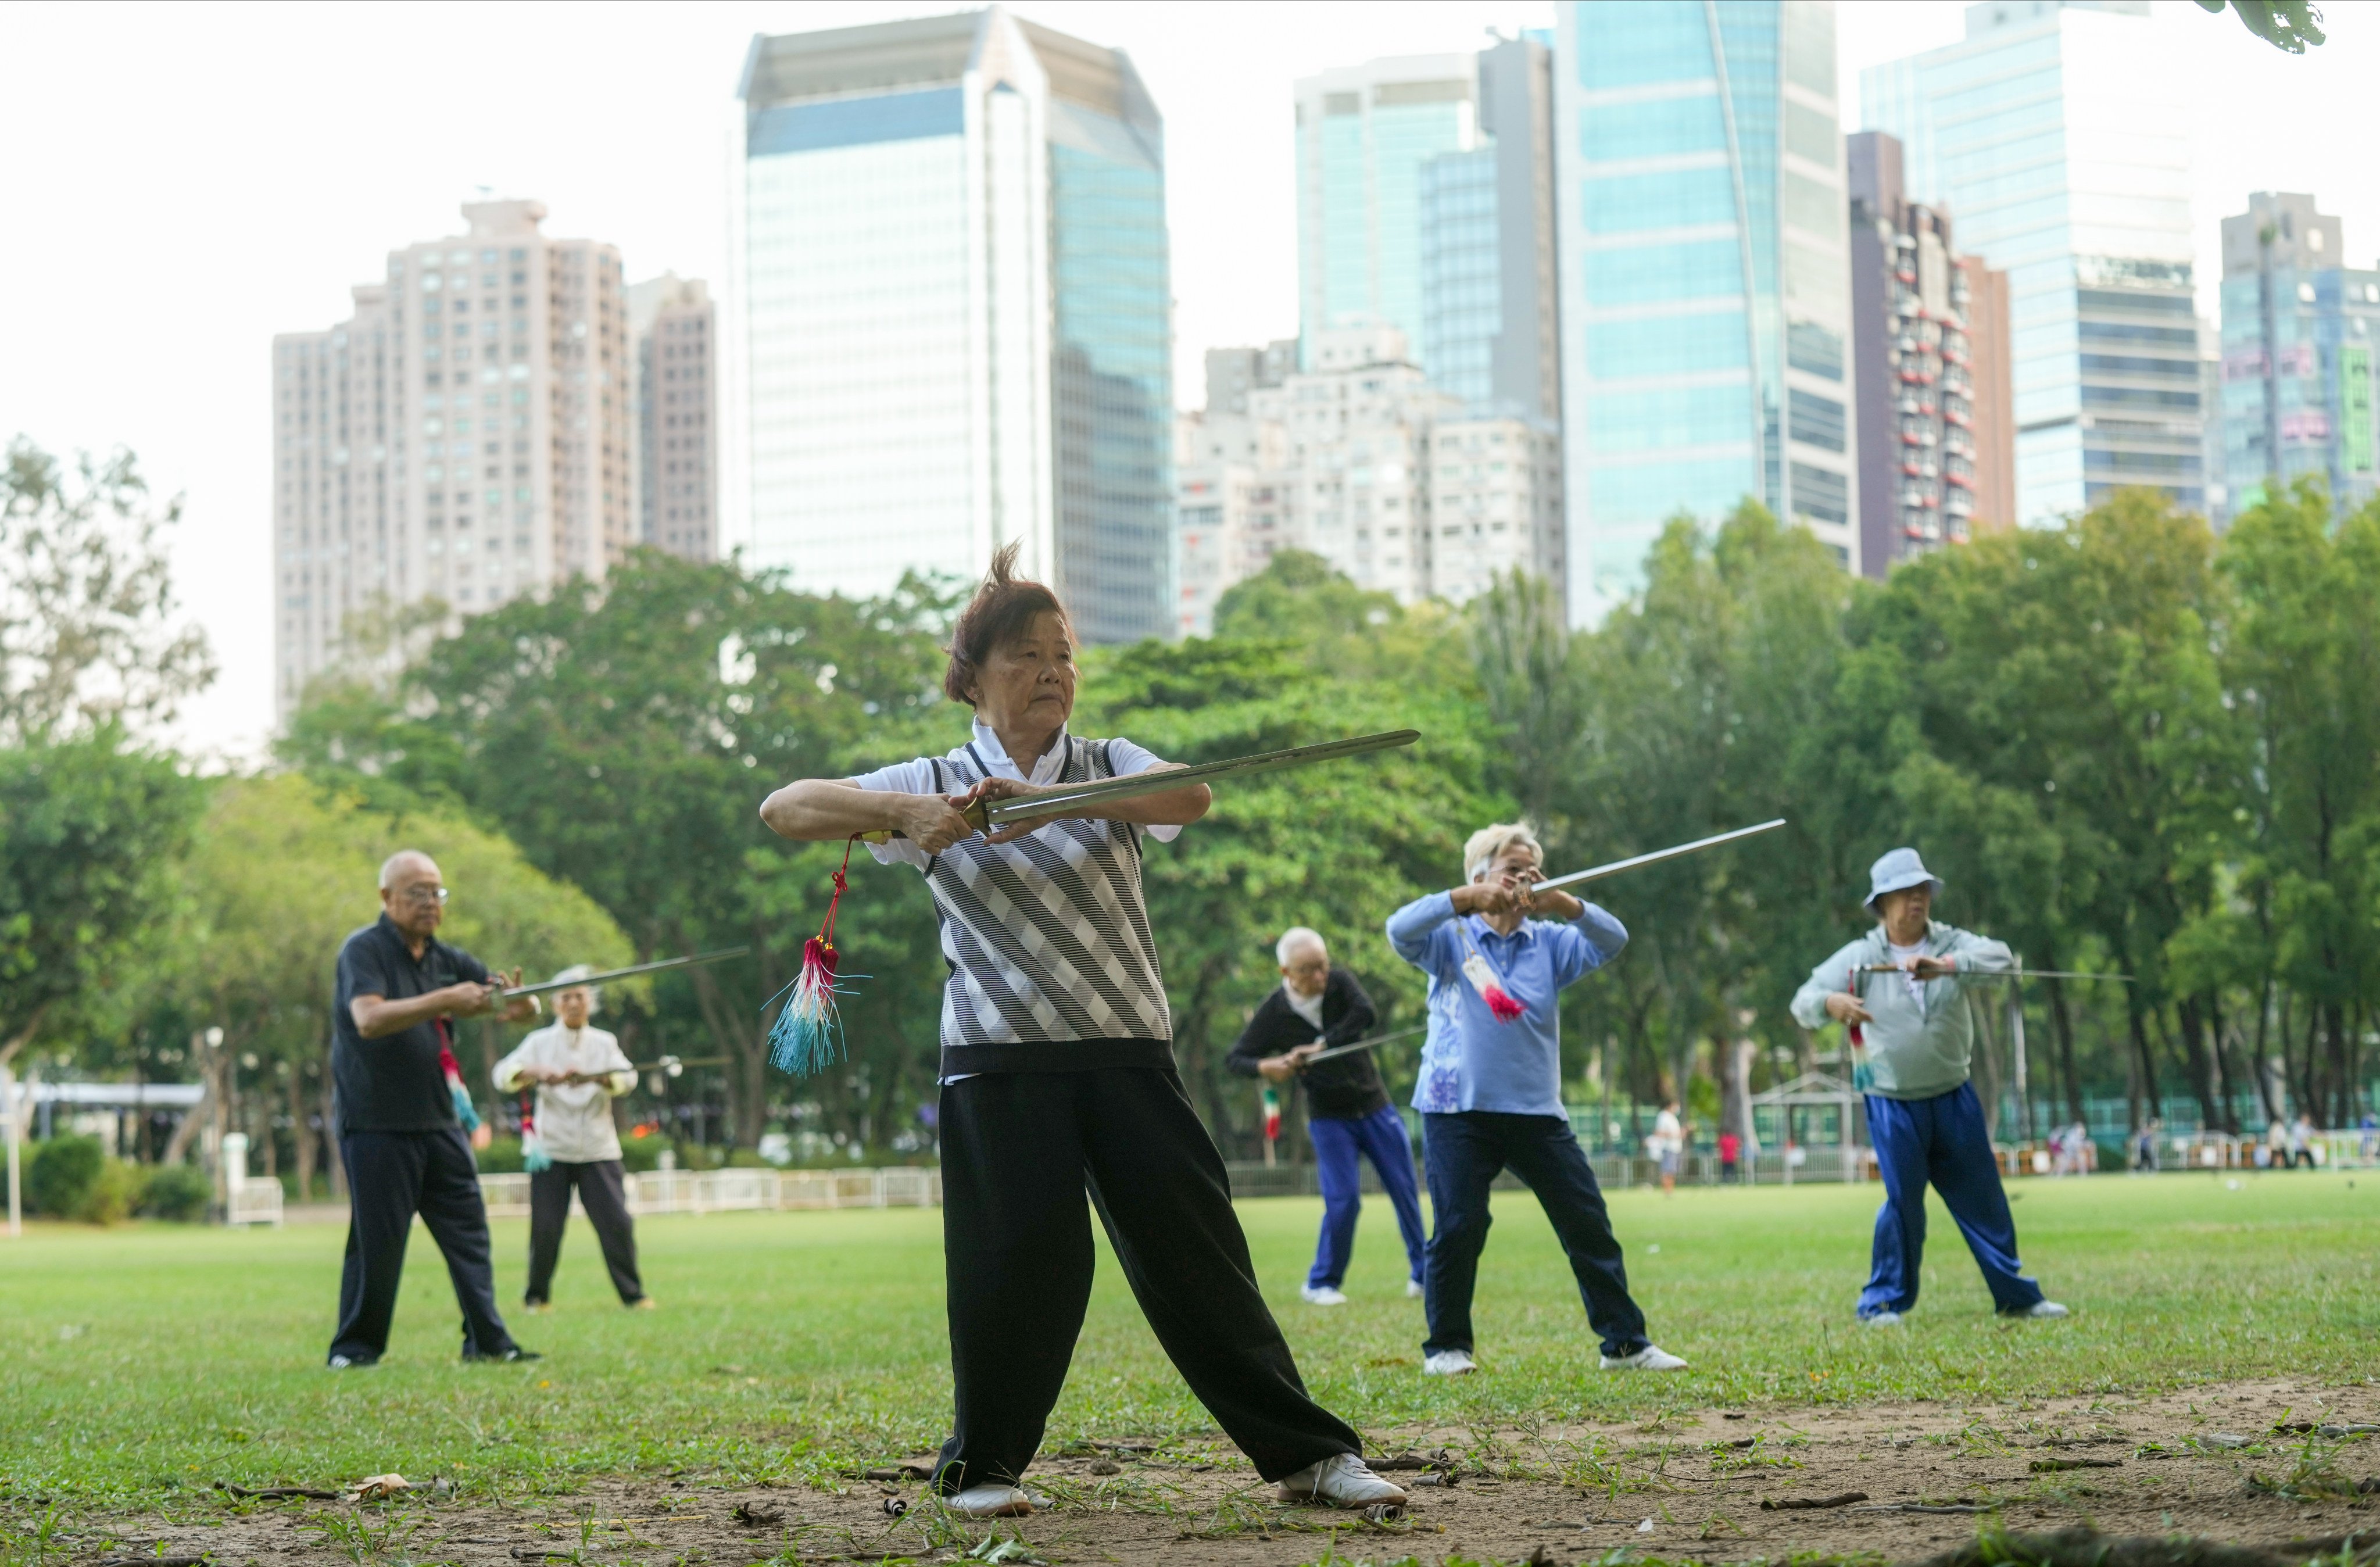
[492,967,650,1310]
[1790,850,2066,1327]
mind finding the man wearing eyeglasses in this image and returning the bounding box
[327,849,542,1368]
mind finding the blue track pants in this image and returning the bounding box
[1862,1082,2046,1317]
[1307,1104,1427,1289]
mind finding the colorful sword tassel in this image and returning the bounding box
[1457,928,1527,1022]
[767,836,865,1077]
[438,1037,482,1132]
[1846,964,1874,1092]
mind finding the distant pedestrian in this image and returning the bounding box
[493,966,651,1312]
[1226,928,1426,1306]
[327,850,541,1368]
[2286,1114,2317,1169]
[1648,1101,1685,1195]
[1790,847,2067,1328]
[2131,1119,2161,1175]
[1717,1129,1742,1184]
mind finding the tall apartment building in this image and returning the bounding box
[1554,0,1860,620]
[1174,326,1561,636]
[1863,0,2203,523]
[2218,192,2380,518]
[271,199,629,716]
[1202,340,1298,417]
[628,274,716,561]
[1847,130,2018,576]
[732,8,1173,643]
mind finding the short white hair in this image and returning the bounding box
[551,963,601,1015]
[1463,821,1543,882]
[1276,927,1327,967]
[378,849,438,890]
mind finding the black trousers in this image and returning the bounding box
[526,1159,643,1305]
[935,1067,1361,1493]
[1420,1111,1649,1359]
[331,1128,516,1362]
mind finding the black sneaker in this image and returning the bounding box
[461,1346,541,1363]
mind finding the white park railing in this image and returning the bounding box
[477,1166,942,1218]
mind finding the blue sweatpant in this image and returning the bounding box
[1307,1105,1427,1290]
[1862,1082,2045,1318]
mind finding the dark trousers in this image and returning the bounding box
[331,1128,515,1362]
[527,1159,643,1305]
[1308,1105,1426,1289]
[1862,1083,2045,1317]
[935,1067,1361,1493]
[1420,1110,1648,1359]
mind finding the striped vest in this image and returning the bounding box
[922,736,1175,1076]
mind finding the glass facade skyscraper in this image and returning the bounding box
[732,9,1173,641]
[1418,34,1563,429]
[1554,0,1858,619]
[1862,0,2202,523]
[1295,55,1478,370]
[2218,192,2380,519]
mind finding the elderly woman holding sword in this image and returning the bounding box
[757,543,1409,1519]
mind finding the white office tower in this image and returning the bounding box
[272,199,630,718]
[732,9,1175,642]
[1863,0,2203,523]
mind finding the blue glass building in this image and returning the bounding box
[1554,0,1858,618]
[733,9,1173,642]
[1863,1,2202,523]
[1296,55,1479,371]
[2218,193,2380,520]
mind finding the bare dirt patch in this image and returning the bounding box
[80,1379,2379,1566]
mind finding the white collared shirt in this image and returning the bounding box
[850,720,1182,870]
[492,1024,636,1164]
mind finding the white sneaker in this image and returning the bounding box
[1422,1349,1476,1376]
[2010,1300,2069,1319]
[1300,1284,1348,1306]
[1406,1278,1425,1299]
[944,1484,1039,1518]
[1600,1344,1689,1371]
[1862,1310,1904,1327]
[1275,1452,1409,1508]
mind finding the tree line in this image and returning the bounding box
[5,430,2374,1185]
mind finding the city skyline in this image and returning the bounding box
[6,0,2379,759]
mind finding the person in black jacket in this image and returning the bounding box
[1227,928,1426,1305]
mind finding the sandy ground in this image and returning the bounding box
[92,1378,2378,1566]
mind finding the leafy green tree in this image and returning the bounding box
[1,439,214,745]
[2193,0,2325,54]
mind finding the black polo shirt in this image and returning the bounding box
[332,914,491,1133]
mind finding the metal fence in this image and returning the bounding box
[477,1166,942,1218]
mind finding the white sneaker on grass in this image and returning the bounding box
[944,1484,1040,1518]
[1862,1310,1904,1327]
[1406,1279,1425,1299]
[1600,1344,1689,1371]
[1300,1283,1348,1306]
[1275,1453,1409,1508]
[2008,1300,2069,1319]
[1422,1349,1476,1376]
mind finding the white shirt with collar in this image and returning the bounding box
[492,1023,637,1164]
[849,720,1182,870]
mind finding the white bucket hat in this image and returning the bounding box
[1864,847,1943,913]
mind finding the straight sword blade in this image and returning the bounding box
[1298,1022,1430,1066]
[983,728,1421,827]
[1534,818,1788,893]
[502,947,751,999]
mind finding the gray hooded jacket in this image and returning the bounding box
[1788,921,2014,1100]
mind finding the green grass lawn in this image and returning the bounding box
[0,1171,2371,1508]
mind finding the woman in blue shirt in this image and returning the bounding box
[1387,822,1685,1377]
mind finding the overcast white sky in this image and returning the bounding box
[2,0,2372,763]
